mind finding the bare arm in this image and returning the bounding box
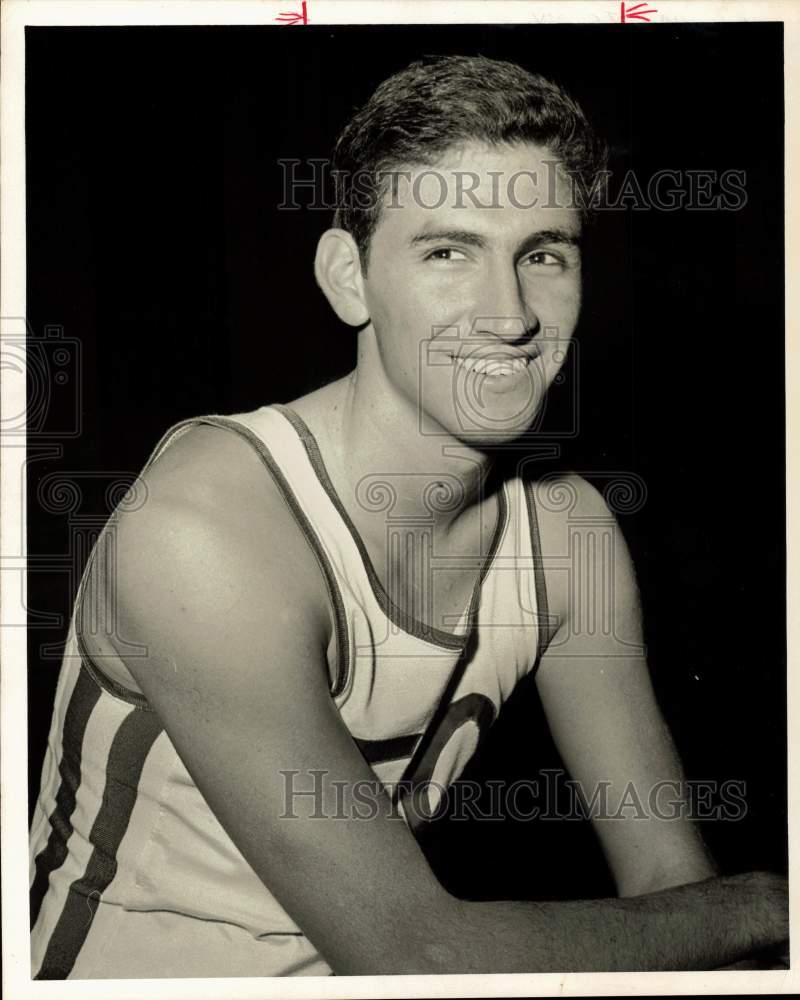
[533,474,718,897]
[530,474,788,969]
[103,436,787,975]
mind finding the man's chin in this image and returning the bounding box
[436,413,544,451]
[414,390,548,450]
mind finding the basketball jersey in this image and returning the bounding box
[29,403,554,979]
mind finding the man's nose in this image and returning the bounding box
[470,266,538,344]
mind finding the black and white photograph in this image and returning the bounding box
[1,1,796,996]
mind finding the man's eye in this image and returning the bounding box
[426,247,469,262]
[523,250,565,267]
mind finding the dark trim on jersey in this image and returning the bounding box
[75,636,153,710]
[75,540,152,710]
[35,707,163,980]
[273,404,510,652]
[177,415,352,699]
[462,472,509,630]
[29,667,102,931]
[66,419,205,711]
[68,414,351,700]
[523,479,559,664]
[353,732,421,765]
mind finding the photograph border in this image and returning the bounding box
[2,2,797,997]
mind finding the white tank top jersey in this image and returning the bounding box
[29,403,555,979]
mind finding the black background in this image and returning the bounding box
[26,23,785,901]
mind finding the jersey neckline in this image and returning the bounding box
[271,403,510,651]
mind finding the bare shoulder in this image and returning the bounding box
[78,421,331,695]
[524,469,615,558]
[124,422,327,600]
[528,470,612,526]
[523,470,631,631]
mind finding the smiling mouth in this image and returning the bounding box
[448,344,542,377]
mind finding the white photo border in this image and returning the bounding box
[2,2,797,997]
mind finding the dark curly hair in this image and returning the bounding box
[331,54,608,271]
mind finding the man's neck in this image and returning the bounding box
[319,361,499,537]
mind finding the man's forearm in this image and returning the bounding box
[404,871,788,975]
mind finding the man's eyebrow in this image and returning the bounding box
[408,228,581,252]
[409,229,489,249]
[516,229,582,256]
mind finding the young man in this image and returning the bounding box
[29,55,788,978]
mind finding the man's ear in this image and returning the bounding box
[314,229,370,327]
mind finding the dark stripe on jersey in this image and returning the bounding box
[394,628,478,802]
[35,708,163,980]
[354,732,420,765]
[396,691,497,831]
[523,480,559,661]
[30,667,102,930]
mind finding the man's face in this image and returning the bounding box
[361,140,582,447]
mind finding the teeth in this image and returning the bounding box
[451,354,528,376]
